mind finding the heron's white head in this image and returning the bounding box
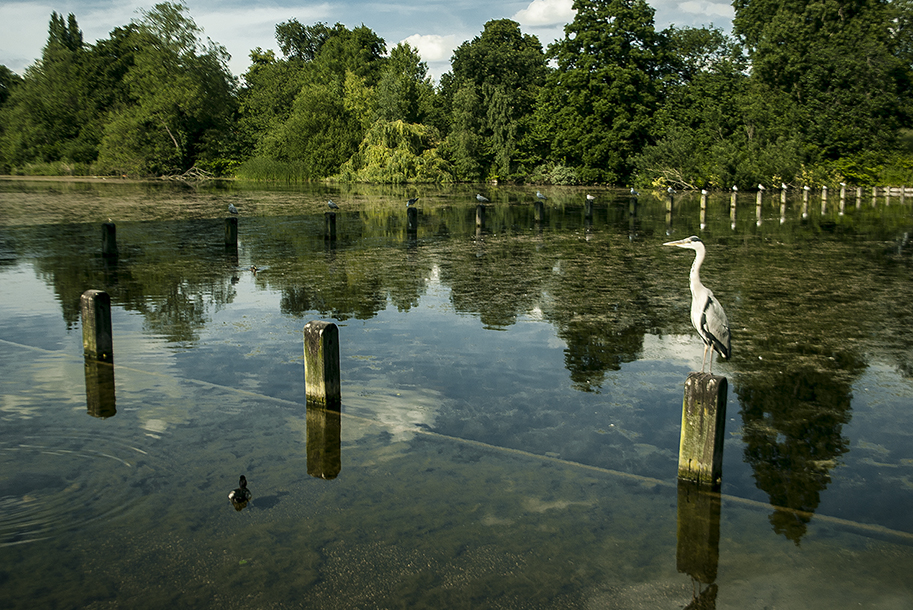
[663,235,703,250]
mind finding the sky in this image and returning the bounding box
[0,0,735,81]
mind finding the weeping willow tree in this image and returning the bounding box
[335,120,453,183]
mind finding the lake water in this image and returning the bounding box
[1,179,911,608]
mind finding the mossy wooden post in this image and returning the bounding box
[699,191,707,228]
[821,186,828,214]
[679,373,728,487]
[839,185,846,215]
[872,186,878,207]
[476,204,486,228]
[81,290,113,363]
[779,188,786,223]
[304,321,340,407]
[885,187,891,207]
[407,206,418,230]
[755,190,763,225]
[855,186,862,209]
[729,191,736,223]
[901,186,907,206]
[586,199,594,219]
[802,187,810,217]
[102,222,118,257]
[224,217,238,249]
[534,201,544,223]
[325,212,337,241]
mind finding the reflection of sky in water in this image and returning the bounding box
[1,182,912,607]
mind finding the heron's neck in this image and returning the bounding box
[689,246,705,291]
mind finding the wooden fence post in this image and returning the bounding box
[81,290,113,362]
[325,212,337,241]
[476,204,486,228]
[303,321,341,407]
[102,222,118,257]
[679,373,728,487]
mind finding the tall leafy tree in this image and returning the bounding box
[95,2,237,175]
[536,0,670,183]
[732,0,909,159]
[443,19,547,180]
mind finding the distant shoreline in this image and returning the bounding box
[0,175,150,184]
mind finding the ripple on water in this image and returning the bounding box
[0,430,174,546]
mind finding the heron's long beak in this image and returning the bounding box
[662,238,689,247]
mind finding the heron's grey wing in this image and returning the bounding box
[701,292,731,359]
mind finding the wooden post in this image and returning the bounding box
[802,187,809,218]
[307,402,341,479]
[225,217,238,247]
[902,186,907,206]
[586,200,594,219]
[729,191,736,221]
[755,190,762,226]
[407,206,418,230]
[700,191,707,229]
[872,186,878,207]
[885,187,891,207]
[303,321,341,407]
[81,290,113,362]
[325,212,337,241]
[84,358,116,418]
[476,204,486,228]
[779,188,786,224]
[102,222,118,257]
[839,185,846,215]
[678,373,728,487]
[821,186,828,214]
[856,186,862,209]
[534,201,544,223]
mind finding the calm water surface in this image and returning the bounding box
[1,179,912,608]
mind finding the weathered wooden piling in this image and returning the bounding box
[303,321,341,407]
[821,186,828,214]
[534,201,544,223]
[407,205,418,230]
[586,200,594,219]
[902,186,907,206]
[476,204,486,228]
[81,289,113,362]
[84,358,116,418]
[839,185,846,215]
[779,188,786,223]
[307,401,341,479]
[678,373,728,487]
[872,186,879,207]
[676,479,721,585]
[755,190,762,225]
[102,222,118,257]
[855,186,862,209]
[802,187,810,217]
[225,217,238,247]
[325,211,337,241]
[699,191,707,229]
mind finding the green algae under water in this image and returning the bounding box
[0,180,912,608]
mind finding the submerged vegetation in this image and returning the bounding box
[1,0,912,188]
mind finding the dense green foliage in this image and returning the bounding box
[1,0,911,186]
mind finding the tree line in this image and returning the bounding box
[1,0,911,188]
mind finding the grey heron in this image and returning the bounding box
[476,194,489,203]
[407,197,418,207]
[536,191,547,200]
[327,200,339,209]
[662,236,732,373]
[228,203,239,215]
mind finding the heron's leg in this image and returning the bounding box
[701,344,708,372]
[708,348,714,374]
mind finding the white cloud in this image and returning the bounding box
[400,33,460,63]
[512,0,575,27]
[678,1,734,19]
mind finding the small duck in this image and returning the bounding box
[229,475,252,507]
[228,203,239,215]
[249,265,259,273]
[406,197,418,207]
[327,200,339,210]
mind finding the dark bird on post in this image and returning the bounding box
[406,197,418,207]
[662,236,731,373]
[228,203,239,215]
[476,194,489,203]
[327,200,339,210]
